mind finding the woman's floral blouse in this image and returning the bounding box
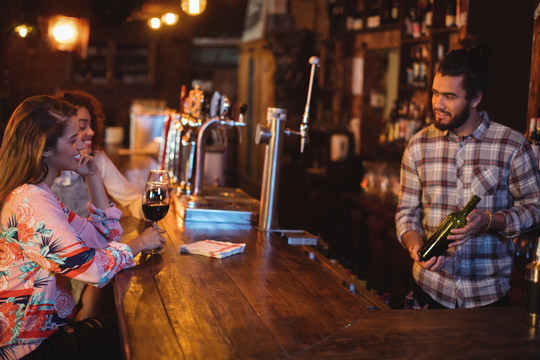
[0,183,135,359]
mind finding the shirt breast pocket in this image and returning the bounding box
[471,166,507,196]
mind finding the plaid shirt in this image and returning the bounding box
[396,112,540,308]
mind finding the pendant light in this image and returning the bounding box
[181,0,207,16]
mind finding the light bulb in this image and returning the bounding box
[181,0,207,16]
[52,20,78,45]
[161,13,179,26]
[148,17,162,29]
[14,25,31,38]
[47,16,89,54]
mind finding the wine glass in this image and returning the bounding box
[142,170,171,254]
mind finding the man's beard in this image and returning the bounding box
[434,100,471,131]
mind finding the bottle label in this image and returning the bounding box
[391,7,398,20]
[445,15,456,27]
[425,12,433,27]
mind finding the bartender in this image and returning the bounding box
[395,35,540,309]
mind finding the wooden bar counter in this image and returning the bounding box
[109,151,540,359]
[114,205,382,360]
[114,206,540,360]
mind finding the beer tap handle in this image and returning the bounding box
[179,85,186,114]
[300,56,319,153]
[210,91,221,118]
[239,103,248,122]
[236,104,248,144]
[219,94,230,119]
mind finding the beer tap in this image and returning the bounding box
[300,56,319,153]
[255,56,319,231]
[256,56,319,152]
[192,94,247,196]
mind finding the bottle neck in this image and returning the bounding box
[462,195,481,215]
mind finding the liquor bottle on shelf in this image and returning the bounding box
[345,1,361,32]
[418,195,481,261]
[383,0,400,25]
[381,99,398,145]
[528,117,538,144]
[389,99,400,143]
[423,0,434,36]
[528,117,540,167]
[328,0,346,37]
[526,236,540,327]
[433,43,445,74]
[396,100,409,144]
[406,101,423,141]
[445,0,457,27]
[410,7,421,38]
[390,0,399,23]
[366,5,381,29]
[352,9,364,31]
[381,98,430,146]
[382,0,391,25]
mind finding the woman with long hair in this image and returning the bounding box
[0,95,164,359]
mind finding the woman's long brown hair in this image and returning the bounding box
[0,95,77,212]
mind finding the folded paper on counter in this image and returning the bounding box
[180,240,246,259]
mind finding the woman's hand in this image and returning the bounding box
[126,227,166,256]
[76,154,99,177]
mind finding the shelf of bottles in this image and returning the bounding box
[71,43,110,85]
[327,0,400,37]
[70,43,152,86]
[399,0,458,92]
[378,96,434,148]
[115,45,151,85]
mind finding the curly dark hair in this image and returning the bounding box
[55,90,106,152]
[437,35,492,101]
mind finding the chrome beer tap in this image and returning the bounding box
[192,94,247,196]
[256,56,319,231]
[300,56,319,153]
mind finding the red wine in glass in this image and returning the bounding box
[142,201,169,222]
[142,178,170,254]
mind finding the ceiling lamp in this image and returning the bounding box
[14,24,33,38]
[148,17,162,29]
[47,15,90,57]
[161,12,179,26]
[181,0,207,16]
[52,21,78,44]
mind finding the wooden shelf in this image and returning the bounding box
[401,36,430,44]
[431,26,459,34]
[399,84,429,91]
[70,41,155,86]
[343,23,401,37]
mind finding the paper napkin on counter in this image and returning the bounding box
[180,240,246,259]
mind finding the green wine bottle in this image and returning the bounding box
[418,195,481,261]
